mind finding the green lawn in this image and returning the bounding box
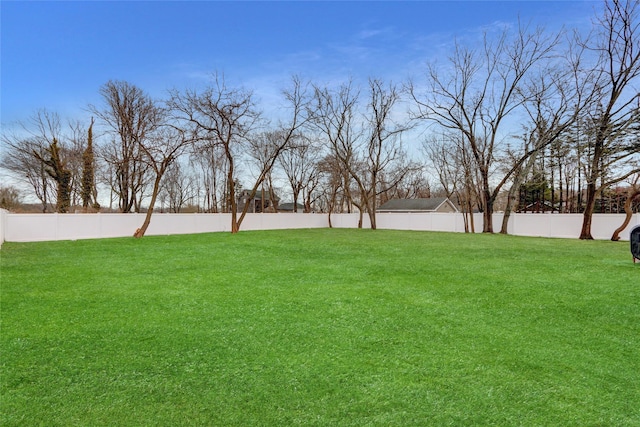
[1,229,638,426]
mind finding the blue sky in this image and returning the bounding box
[1,1,599,125]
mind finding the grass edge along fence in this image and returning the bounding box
[2,211,639,245]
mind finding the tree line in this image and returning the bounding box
[2,0,638,239]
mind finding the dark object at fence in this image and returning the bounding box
[631,225,640,263]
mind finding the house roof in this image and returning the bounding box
[239,189,279,201]
[278,202,305,211]
[377,197,456,212]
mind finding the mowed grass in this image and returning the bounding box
[1,228,638,426]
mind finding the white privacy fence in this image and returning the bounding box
[0,209,7,248]
[376,212,640,240]
[1,211,638,245]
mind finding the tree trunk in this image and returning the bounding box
[228,159,239,234]
[580,181,597,240]
[465,192,476,233]
[134,173,162,238]
[293,190,299,213]
[368,209,377,230]
[501,178,523,234]
[57,170,71,213]
[327,188,337,228]
[482,208,493,233]
[482,187,494,233]
[460,197,469,233]
[500,198,514,235]
[611,189,640,241]
[478,164,494,233]
[500,151,539,234]
[304,194,312,213]
[367,194,377,230]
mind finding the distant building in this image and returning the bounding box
[237,189,279,213]
[377,197,459,213]
[518,200,559,213]
[278,202,306,213]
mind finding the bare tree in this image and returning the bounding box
[361,79,412,229]
[410,23,560,232]
[190,144,228,212]
[160,161,198,213]
[244,130,285,212]
[424,135,458,200]
[277,133,323,212]
[33,138,72,213]
[500,131,541,231]
[63,120,92,208]
[2,134,53,212]
[379,165,430,202]
[312,78,410,229]
[311,81,365,225]
[301,164,324,213]
[498,51,593,233]
[0,185,22,211]
[91,80,162,213]
[235,76,312,228]
[168,73,261,233]
[579,0,640,239]
[424,132,480,232]
[1,109,66,212]
[316,153,347,225]
[133,123,194,238]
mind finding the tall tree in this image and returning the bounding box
[64,120,91,207]
[378,165,430,202]
[499,51,592,234]
[361,78,412,229]
[316,153,347,225]
[160,161,198,213]
[91,80,162,213]
[312,81,365,225]
[579,0,640,239]
[190,144,228,212]
[34,138,72,213]
[277,134,322,212]
[410,23,559,232]
[133,123,194,238]
[1,135,52,212]
[1,109,65,212]
[81,117,99,210]
[0,185,22,211]
[235,76,311,228]
[424,133,479,232]
[312,79,410,229]
[169,73,261,233]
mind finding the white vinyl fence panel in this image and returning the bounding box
[0,209,7,248]
[2,211,638,244]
